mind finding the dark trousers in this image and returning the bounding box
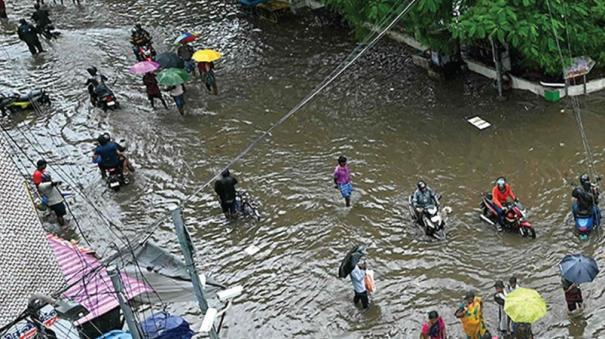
[353,291,369,309]
[148,94,167,108]
[25,39,44,55]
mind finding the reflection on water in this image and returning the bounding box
[2,1,605,337]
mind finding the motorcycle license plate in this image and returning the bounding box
[109,181,120,188]
[107,102,116,106]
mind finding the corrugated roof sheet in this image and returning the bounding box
[0,139,64,328]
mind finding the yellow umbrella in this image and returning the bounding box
[192,49,222,62]
[504,287,547,324]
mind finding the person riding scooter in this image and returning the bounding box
[572,175,600,227]
[412,180,439,220]
[93,133,130,179]
[85,67,107,107]
[490,177,518,230]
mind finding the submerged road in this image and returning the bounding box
[1,1,605,337]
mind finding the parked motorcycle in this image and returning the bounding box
[480,193,536,238]
[0,89,51,115]
[234,191,261,221]
[407,194,447,240]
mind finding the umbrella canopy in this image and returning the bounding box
[559,254,599,284]
[156,52,185,69]
[338,244,367,278]
[192,49,222,63]
[175,31,199,44]
[504,287,547,324]
[157,68,190,86]
[129,60,161,74]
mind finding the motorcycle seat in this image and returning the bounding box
[17,90,43,101]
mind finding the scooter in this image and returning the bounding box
[95,83,120,112]
[407,194,447,240]
[480,193,536,238]
[573,207,599,240]
[0,89,51,115]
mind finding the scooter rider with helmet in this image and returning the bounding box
[491,177,518,230]
[573,174,601,226]
[93,133,129,179]
[412,180,439,220]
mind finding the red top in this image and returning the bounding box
[491,184,516,208]
[33,169,45,186]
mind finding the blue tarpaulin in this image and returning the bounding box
[97,330,133,339]
[140,312,194,339]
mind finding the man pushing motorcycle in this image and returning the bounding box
[490,177,518,230]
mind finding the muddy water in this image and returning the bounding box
[1,1,605,338]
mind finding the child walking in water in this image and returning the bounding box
[334,155,352,207]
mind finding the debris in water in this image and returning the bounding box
[466,116,491,130]
[244,244,260,256]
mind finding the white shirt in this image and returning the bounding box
[169,85,183,96]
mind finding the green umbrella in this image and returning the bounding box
[157,68,190,86]
[504,287,547,324]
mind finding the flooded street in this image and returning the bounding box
[2,1,605,337]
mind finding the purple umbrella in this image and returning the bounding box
[129,60,161,75]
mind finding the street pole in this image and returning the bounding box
[170,206,219,339]
[107,266,142,339]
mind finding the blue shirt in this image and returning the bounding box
[95,142,121,168]
[350,266,366,293]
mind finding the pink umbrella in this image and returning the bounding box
[129,60,161,74]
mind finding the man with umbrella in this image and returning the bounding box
[339,244,370,309]
[559,254,599,313]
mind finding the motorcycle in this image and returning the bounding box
[37,24,61,40]
[0,89,51,115]
[234,191,261,221]
[479,193,536,238]
[135,43,156,62]
[407,194,447,239]
[95,83,120,112]
[105,166,128,191]
[572,206,600,240]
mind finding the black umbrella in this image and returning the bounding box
[156,52,184,69]
[338,244,367,278]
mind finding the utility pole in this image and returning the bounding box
[170,206,220,339]
[107,266,142,339]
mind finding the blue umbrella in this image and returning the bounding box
[559,254,599,284]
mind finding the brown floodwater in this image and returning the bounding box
[1,1,605,337]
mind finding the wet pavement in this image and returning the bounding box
[1,1,605,337]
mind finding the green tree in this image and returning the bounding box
[321,0,605,76]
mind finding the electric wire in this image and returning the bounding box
[131,0,421,248]
[545,0,597,180]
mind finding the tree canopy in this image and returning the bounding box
[321,0,605,76]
